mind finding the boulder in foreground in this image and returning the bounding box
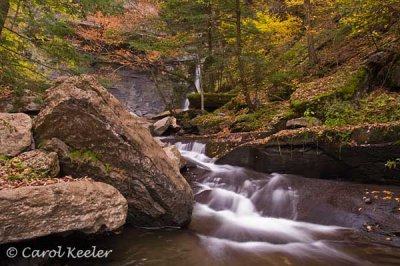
[0,180,127,244]
[34,76,193,227]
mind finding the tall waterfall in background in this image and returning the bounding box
[182,61,202,111]
[194,63,201,93]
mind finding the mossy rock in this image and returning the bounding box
[290,67,367,115]
[188,93,237,111]
[191,113,229,134]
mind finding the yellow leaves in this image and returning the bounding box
[284,0,303,7]
[245,10,301,47]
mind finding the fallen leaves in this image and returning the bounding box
[0,176,92,191]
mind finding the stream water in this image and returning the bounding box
[2,142,400,266]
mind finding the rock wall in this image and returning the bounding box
[218,123,400,184]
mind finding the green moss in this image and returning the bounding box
[70,150,100,162]
[188,93,237,111]
[192,113,229,134]
[323,91,400,127]
[97,78,113,89]
[339,67,367,99]
[105,163,113,174]
[230,108,277,132]
[0,157,48,181]
[290,67,366,115]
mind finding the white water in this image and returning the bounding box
[182,62,202,111]
[182,98,190,111]
[194,62,201,93]
[175,141,366,265]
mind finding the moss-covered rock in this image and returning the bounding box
[0,150,59,181]
[188,93,236,111]
[290,67,367,114]
[218,122,400,184]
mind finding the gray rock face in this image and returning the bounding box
[102,68,171,117]
[14,150,60,178]
[34,76,193,227]
[0,180,127,244]
[0,113,32,156]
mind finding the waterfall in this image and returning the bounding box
[182,98,190,111]
[194,62,201,93]
[182,61,202,111]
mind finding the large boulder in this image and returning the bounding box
[218,123,400,184]
[34,76,193,227]
[0,113,32,157]
[0,180,127,244]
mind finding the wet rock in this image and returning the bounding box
[218,123,400,184]
[286,117,322,129]
[163,145,186,171]
[34,76,193,227]
[0,113,32,157]
[14,150,59,178]
[0,180,127,244]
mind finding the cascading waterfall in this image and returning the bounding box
[175,141,369,265]
[194,63,201,93]
[182,62,202,111]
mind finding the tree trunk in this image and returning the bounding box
[304,0,318,64]
[0,0,10,37]
[207,0,215,93]
[235,0,254,111]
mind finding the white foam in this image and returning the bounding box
[176,141,354,262]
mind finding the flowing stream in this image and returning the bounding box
[3,141,400,266]
[174,142,361,265]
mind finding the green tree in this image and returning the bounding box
[0,0,122,92]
